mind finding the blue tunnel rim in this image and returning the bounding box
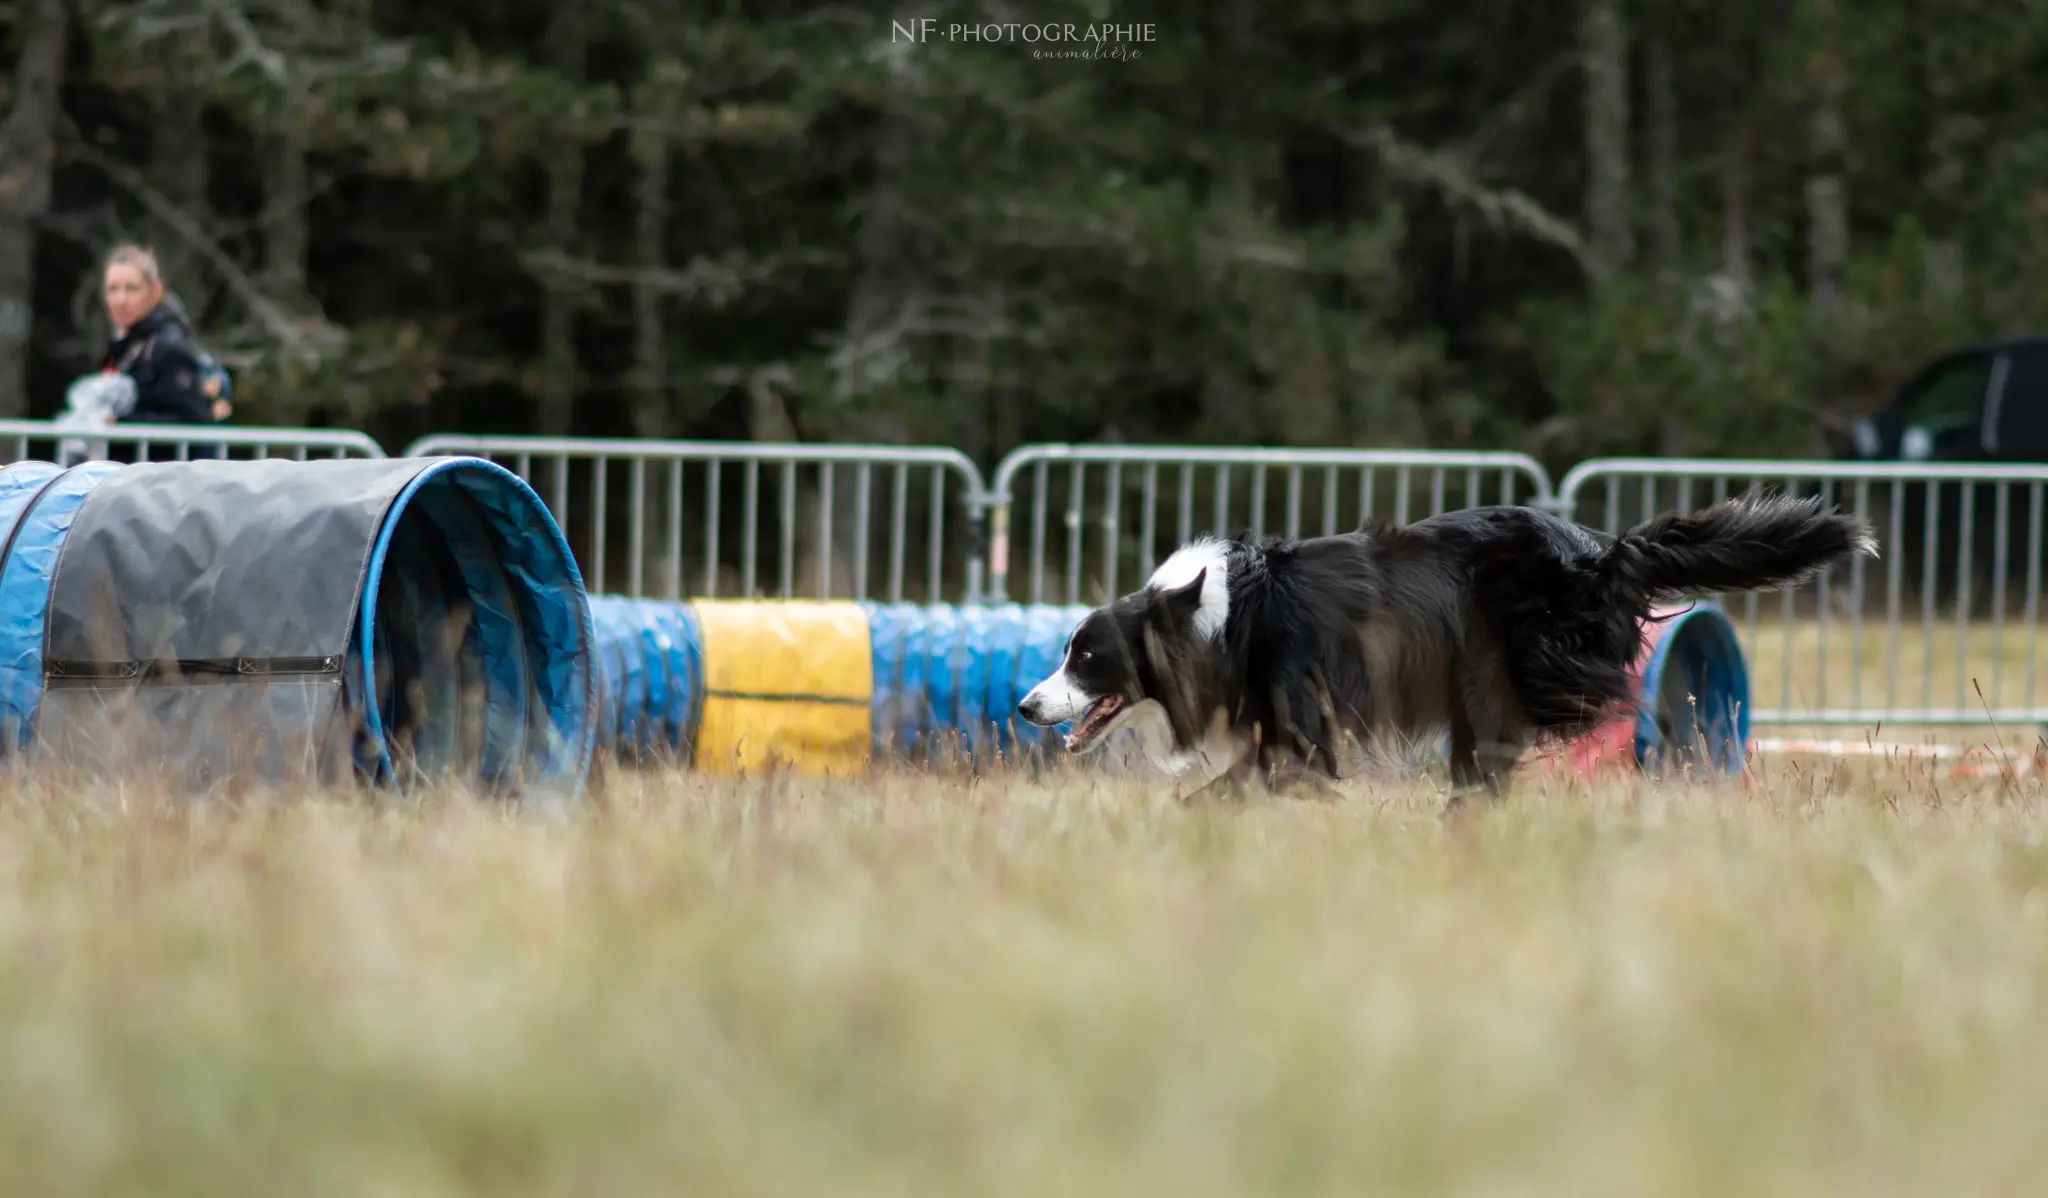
[0,460,126,749]
[355,455,598,796]
[1632,600,1752,775]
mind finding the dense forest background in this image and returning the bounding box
[1,0,2044,476]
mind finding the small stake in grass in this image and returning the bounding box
[1973,677,2023,794]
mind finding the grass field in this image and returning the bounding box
[2,752,2046,1197]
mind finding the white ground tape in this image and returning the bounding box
[1754,738,2045,779]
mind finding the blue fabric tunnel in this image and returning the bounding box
[865,602,1093,764]
[586,595,703,764]
[1632,602,1751,776]
[582,598,1098,768]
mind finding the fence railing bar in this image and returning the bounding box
[2029,483,2044,712]
[818,461,836,600]
[929,465,947,605]
[890,462,909,606]
[1140,462,1159,580]
[1956,478,1975,713]
[1886,477,1903,712]
[666,460,684,602]
[592,457,609,595]
[1064,464,1084,607]
[1992,480,2010,710]
[779,461,796,601]
[706,461,722,599]
[1104,461,1123,600]
[1851,476,1869,714]
[628,457,646,599]
[1252,465,1268,538]
[741,461,758,598]
[1921,483,1939,712]
[854,461,872,602]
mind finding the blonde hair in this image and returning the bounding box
[103,243,163,289]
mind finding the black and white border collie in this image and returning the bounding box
[1017,492,1876,804]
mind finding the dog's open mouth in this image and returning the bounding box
[1063,695,1126,751]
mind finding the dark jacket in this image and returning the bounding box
[102,296,215,426]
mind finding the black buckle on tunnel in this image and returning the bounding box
[44,660,145,680]
[236,656,341,677]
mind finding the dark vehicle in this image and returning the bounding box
[1845,335,2048,613]
[1849,335,2048,465]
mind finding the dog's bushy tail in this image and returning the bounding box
[1602,491,1877,603]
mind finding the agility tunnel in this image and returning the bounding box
[1555,601,1752,779]
[0,457,594,793]
[586,597,1093,776]
[585,597,1752,781]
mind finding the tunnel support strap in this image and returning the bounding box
[43,655,344,684]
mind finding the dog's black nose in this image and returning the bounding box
[1017,697,1036,720]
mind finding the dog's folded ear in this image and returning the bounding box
[1160,567,1207,613]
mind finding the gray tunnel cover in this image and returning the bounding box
[36,458,426,784]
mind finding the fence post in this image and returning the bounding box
[961,483,989,605]
[985,496,1010,604]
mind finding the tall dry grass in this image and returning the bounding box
[0,754,2043,1196]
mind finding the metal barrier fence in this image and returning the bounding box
[1557,458,2048,729]
[984,444,1555,604]
[401,434,991,603]
[2,420,385,464]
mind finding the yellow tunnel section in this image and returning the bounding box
[690,600,874,778]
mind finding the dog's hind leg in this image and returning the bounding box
[1444,711,1490,812]
[1444,698,1527,813]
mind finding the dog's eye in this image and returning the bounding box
[1075,650,1092,663]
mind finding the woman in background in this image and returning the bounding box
[99,244,231,434]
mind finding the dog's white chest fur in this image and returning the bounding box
[1102,701,1246,786]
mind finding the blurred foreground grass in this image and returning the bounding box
[1,756,2046,1197]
